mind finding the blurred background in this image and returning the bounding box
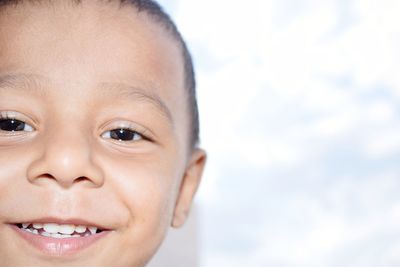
[150,0,400,266]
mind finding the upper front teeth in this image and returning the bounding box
[20,223,98,237]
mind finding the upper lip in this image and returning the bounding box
[11,217,110,230]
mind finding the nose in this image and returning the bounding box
[27,126,104,189]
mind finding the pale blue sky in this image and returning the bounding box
[158,0,400,266]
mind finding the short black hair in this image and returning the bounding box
[0,0,200,148]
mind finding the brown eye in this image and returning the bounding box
[0,118,33,132]
[102,128,143,142]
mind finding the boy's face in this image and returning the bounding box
[0,1,205,266]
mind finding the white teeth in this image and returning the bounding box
[75,225,87,234]
[88,227,97,235]
[32,223,43,229]
[51,233,63,238]
[43,223,59,234]
[41,232,51,237]
[20,222,101,237]
[59,224,75,235]
[51,233,75,239]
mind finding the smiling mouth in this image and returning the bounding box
[11,221,110,256]
[15,222,103,238]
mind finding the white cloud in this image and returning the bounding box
[363,127,400,158]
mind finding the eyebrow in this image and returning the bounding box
[0,73,47,95]
[0,73,174,125]
[98,82,174,125]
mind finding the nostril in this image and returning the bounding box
[31,173,89,186]
[40,173,65,184]
[74,176,89,183]
[41,173,55,180]
[27,158,104,187]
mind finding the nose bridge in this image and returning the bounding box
[46,124,91,171]
[28,118,104,188]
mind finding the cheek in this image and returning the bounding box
[0,147,32,208]
[101,154,182,238]
[101,155,182,265]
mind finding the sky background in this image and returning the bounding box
[157,0,400,266]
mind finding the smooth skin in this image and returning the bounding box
[0,1,206,266]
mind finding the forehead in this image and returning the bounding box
[0,0,189,143]
[0,1,184,87]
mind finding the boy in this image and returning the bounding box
[0,0,206,266]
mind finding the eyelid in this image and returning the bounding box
[0,110,36,131]
[101,128,143,142]
[100,120,155,142]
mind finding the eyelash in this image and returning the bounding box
[0,113,34,132]
[101,127,151,143]
[0,112,151,143]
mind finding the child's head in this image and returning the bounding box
[0,0,206,266]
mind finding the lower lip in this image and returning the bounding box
[11,225,109,256]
